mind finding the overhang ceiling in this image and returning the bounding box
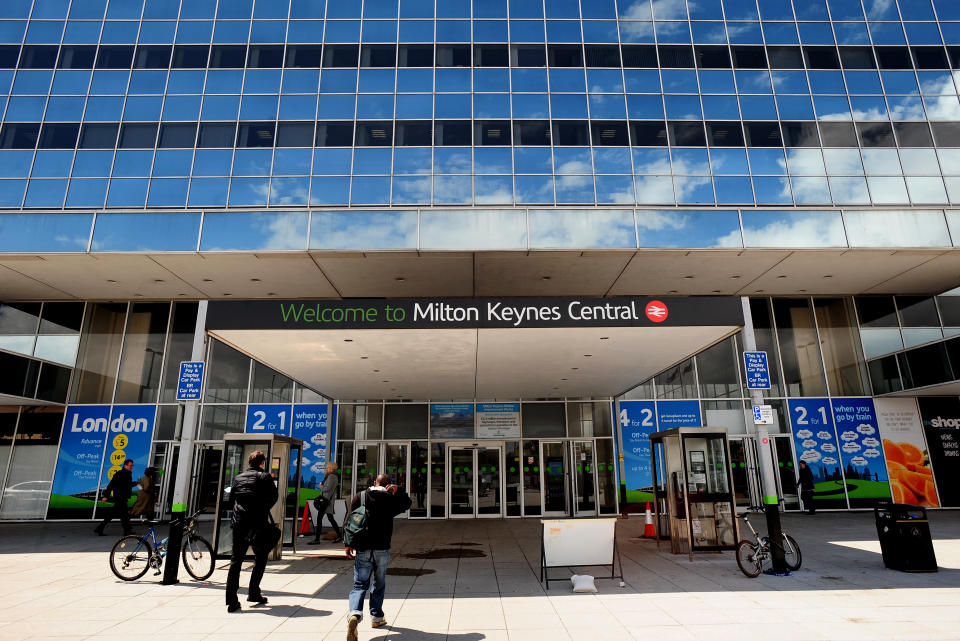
[210,326,737,400]
[2,248,960,300]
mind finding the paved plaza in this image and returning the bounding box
[0,511,958,641]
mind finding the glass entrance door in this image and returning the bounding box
[728,437,759,510]
[541,441,568,516]
[571,440,597,516]
[353,443,380,495]
[384,443,409,517]
[448,445,503,518]
[772,436,800,510]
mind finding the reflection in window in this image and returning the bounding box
[843,210,950,248]
[71,303,127,404]
[198,404,245,441]
[420,209,525,249]
[200,211,308,251]
[773,298,827,397]
[529,209,635,248]
[696,337,740,398]
[159,302,199,403]
[250,362,293,404]
[338,404,384,440]
[741,210,846,248]
[566,402,612,437]
[0,408,62,520]
[114,302,169,404]
[204,340,250,404]
[656,358,696,399]
[813,298,866,396]
[636,209,742,248]
[311,210,417,250]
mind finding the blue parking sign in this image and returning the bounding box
[743,351,771,389]
[176,361,204,401]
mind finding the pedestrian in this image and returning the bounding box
[797,460,815,514]
[345,474,412,641]
[131,467,158,519]
[225,450,279,613]
[94,459,137,536]
[310,462,343,544]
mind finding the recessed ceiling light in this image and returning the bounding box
[798,289,807,293]
[668,290,678,294]
[373,369,380,373]
[755,289,764,293]
[222,293,231,296]
[250,278,261,282]
[776,275,787,279]
[202,278,213,282]
[823,275,833,279]
[712,290,721,293]
[381,380,389,383]
[107,279,117,283]
[134,293,143,297]
[360,356,368,360]
[584,354,592,357]
[571,367,579,370]
[395,277,406,282]
[267,292,276,296]
[600,336,609,340]
[154,279,165,283]
[344,339,353,342]
[553,386,560,390]
[730,275,741,280]
[561,378,567,381]
[683,275,695,279]
[541,276,552,281]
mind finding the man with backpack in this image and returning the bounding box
[343,474,412,640]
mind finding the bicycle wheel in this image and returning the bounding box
[782,533,802,571]
[735,540,763,578]
[110,535,152,581]
[182,535,215,581]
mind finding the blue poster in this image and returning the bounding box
[787,398,847,508]
[430,403,474,439]
[831,398,891,506]
[619,401,656,503]
[292,404,330,504]
[656,400,701,428]
[246,404,292,435]
[95,405,157,513]
[743,351,771,389]
[48,405,111,518]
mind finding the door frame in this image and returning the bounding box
[570,439,599,517]
[539,440,569,517]
[446,442,504,519]
[382,441,411,518]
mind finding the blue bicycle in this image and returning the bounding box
[109,510,214,581]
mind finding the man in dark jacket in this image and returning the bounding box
[797,460,816,514]
[345,474,412,641]
[225,450,278,613]
[94,459,136,536]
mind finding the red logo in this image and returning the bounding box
[645,300,668,323]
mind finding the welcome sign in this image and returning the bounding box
[206,297,744,331]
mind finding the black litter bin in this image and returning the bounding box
[874,503,938,573]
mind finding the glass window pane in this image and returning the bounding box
[741,210,846,247]
[566,402,612,437]
[521,403,565,437]
[634,209,742,247]
[813,297,865,396]
[250,361,293,403]
[92,213,201,252]
[529,209,635,248]
[71,302,127,403]
[0,214,92,252]
[656,357,696,398]
[203,340,250,404]
[159,302,199,403]
[743,298,785,397]
[384,404,428,439]
[0,303,40,335]
[420,209,526,249]
[200,211,308,251]
[311,210,417,250]
[696,337,740,398]
[338,404,384,440]
[0,408,61,520]
[773,298,827,396]
[843,209,950,247]
[113,302,169,403]
[198,404,245,440]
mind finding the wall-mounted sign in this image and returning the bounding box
[175,361,204,401]
[787,398,846,510]
[430,403,474,439]
[918,397,960,507]
[656,400,701,428]
[207,297,744,331]
[245,404,291,435]
[831,398,890,508]
[619,401,656,504]
[743,351,771,389]
[476,403,520,438]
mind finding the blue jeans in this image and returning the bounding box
[348,549,390,620]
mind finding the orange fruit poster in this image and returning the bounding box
[875,398,940,508]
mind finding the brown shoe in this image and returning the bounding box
[346,614,360,641]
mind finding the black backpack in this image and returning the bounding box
[342,491,370,549]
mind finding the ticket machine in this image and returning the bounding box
[650,428,738,561]
[213,434,302,560]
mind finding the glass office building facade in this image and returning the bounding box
[3,0,960,520]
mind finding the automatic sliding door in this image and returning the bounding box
[354,443,380,495]
[541,441,568,516]
[476,447,501,517]
[572,440,596,516]
[383,443,409,518]
[449,448,474,517]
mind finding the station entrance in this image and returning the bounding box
[204,296,745,520]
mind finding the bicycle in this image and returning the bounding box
[109,510,215,582]
[735,505,802,578]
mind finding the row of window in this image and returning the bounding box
[5,43,960,71]
[3,118,958,149]
[3,0,955,22]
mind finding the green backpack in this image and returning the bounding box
[343,491,370,549]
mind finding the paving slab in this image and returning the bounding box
[0,511,958,641]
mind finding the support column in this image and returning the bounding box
[740,297,788,574]
[162,300,208,585]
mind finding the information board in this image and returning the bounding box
[875,397,940,508]
[787,398,847,509]
[656,400,701,428]
[292,403,330,507]
[245,404,291,435]
[476,403,521,438]
[619,401,656,503]
[93,405,157,518]
[918,397,960,507]
[831,398,891,507]
[743,351,771,389]
[48,405,111,519]
[176,361,204,401]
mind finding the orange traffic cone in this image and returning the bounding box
[298,503,313,536]
[642,501,657,538]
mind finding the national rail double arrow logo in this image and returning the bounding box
[645,300,668,323]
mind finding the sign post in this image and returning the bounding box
[741,299,788,575]
[163,302,208,585]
